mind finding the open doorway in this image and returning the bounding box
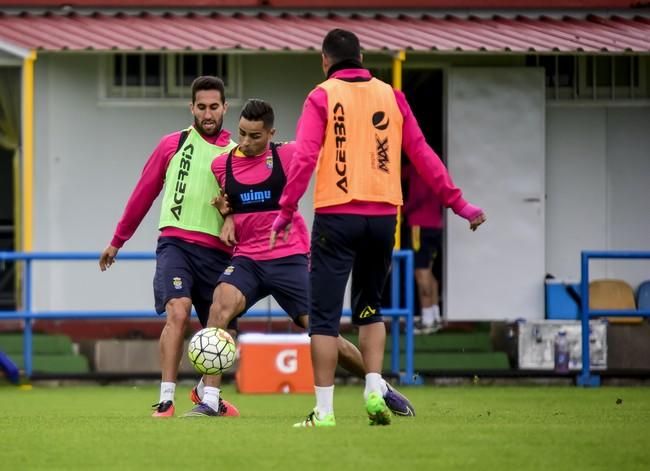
[400,69,445,322]
[0,145,15,310]
[0,67,20,311]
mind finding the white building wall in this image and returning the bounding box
[27,52,650,314]
[31,53,318,312]
[546,105,650,289]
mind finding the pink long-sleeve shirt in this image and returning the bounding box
[403,164,444,229]
[279,68,469,218]
[110,127,233,254]
[211,143,310,261]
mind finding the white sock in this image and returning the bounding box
[203,386,221,412]
[160,382,175,403]
[196,377,205,400]
[422,305,440,327]
[379,378,389,396]
[364,372,383,400]
[315,385,334,417]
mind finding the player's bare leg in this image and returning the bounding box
[414,266,441,334]
[296,315,415,417]
[185,283,244,417]
[153,297,192,417]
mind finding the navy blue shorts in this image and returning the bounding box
[153,237,232,328]
[410,227,442,269]
[217,254,309,326]
[309,213,396,337]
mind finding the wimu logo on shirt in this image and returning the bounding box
[240,189,273,205]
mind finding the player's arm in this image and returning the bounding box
[396,90,486,231]
[99,134,175,271]
[271,91,327,248]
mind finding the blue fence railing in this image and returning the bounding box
[0,250,418,384]
[578,250,650,387]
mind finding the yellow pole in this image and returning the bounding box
[22,50,36,252]
[392,50,405,250]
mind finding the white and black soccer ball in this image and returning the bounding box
[188,327,236,375]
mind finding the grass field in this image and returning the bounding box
[1,384,649,470]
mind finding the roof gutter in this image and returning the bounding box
[0,39,29,59]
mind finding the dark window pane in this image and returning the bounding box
[202,55,219,77]
[586,57,614,87]
[182,55,198,87]
[220,57,228,85]
[612,56,639,87]
[536,56,574,88]
[556,56,575,87]
[125,54,141,86]
[114,55,123,86]
[144,55,161,87]
[538,56,555,87]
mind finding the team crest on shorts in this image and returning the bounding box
[172,277,183,290]
[224,265,235,276]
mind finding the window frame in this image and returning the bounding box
[103,52,241,102]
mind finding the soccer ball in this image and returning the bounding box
[188,327,236,375]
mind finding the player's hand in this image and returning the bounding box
[211,194,231,216]
[219,215,237,246]
[457,203,486,231]
[469,212,486,231]
[99,245,119,271]
[269,212,292,249]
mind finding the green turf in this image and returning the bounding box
[0,384,648,470]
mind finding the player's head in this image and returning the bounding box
[190,76,228,137]
[321,28,362,75]
[237,98,275,157]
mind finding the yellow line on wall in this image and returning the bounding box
[22,50,36,251]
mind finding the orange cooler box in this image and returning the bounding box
[236,333,314,393]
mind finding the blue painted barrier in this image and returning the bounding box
[0,250,418,384]
[578,250,650,387]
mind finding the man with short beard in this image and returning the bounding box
[99,76,239,418]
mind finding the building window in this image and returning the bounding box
[107,53,240,100]
[527,55,647,101]
[583,56,640,90]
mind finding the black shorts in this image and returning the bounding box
[309,213,396,337]
[153,237,231,327]
[217,254,309,326]
[410,226,442,270]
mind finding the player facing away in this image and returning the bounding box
[403,163,445,334]
[184,98,415,419]
[271,29,486,427]
[99,76,240,418]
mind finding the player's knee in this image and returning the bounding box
[166,298,191,327]
[209,301,242,329]
[296,314,309,330]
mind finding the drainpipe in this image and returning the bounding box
[392,50,405,250]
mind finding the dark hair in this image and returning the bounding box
[240,98,275,129]
[322,28,361,63]
[191,76,226,104]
